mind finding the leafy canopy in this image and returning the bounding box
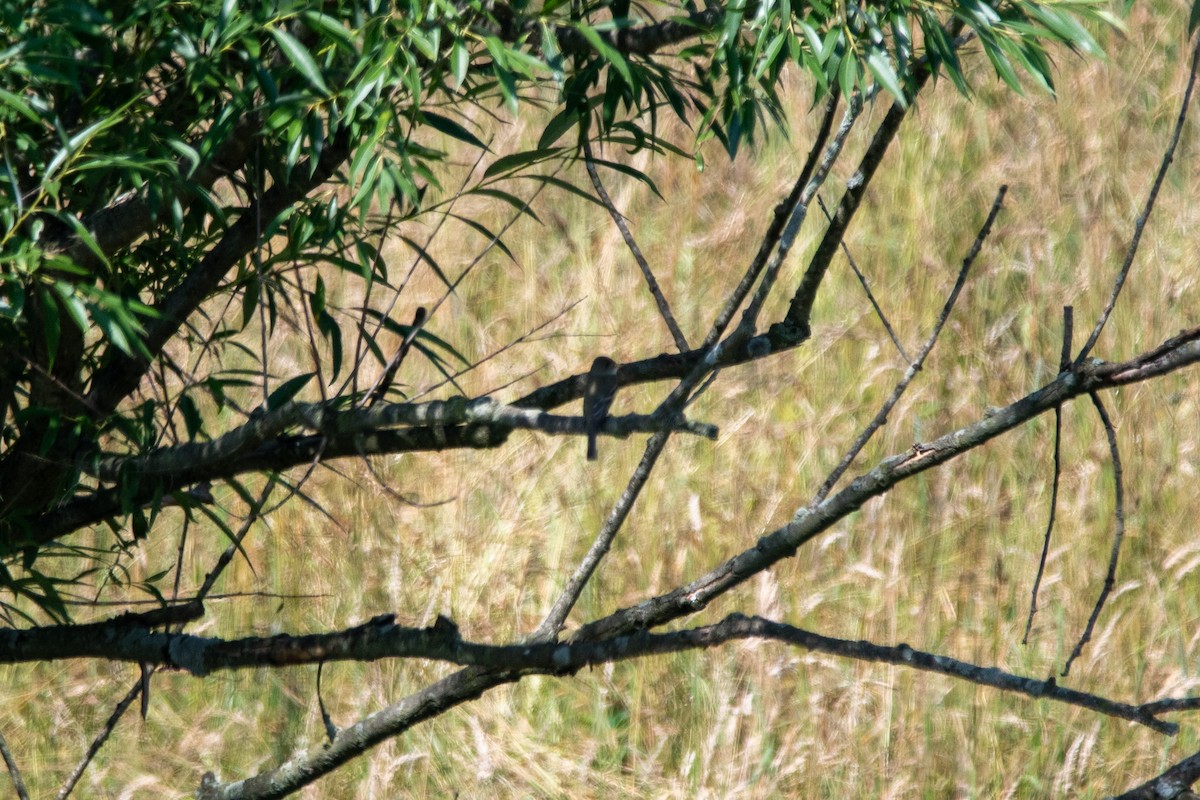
[0,0,1119,620]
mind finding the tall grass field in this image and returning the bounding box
[6,3,1200,797]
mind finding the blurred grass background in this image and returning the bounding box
[7,2,1200,797]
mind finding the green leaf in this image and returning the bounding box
[241,276,261,329]
[483,148,563,179]
[317,311,343,378]
[52,283,88,333]
[0,279,24,321]
[421,111,488,151]
[538,107,582,149]
[583,156,663,199]
[45,115,122,182]
[865,48,905,106]
[310,274,327,318]
[266,372,316,411]
[398,235,453,291]
[576,25,632,85]
[91,305,133,357]
[450,213,515,261]
[483,37,519,113]
[178,393,203,440]
[516,173,608,209]
[452,39,469,89]
[37,289,59,371]
[0,87,40,124]
[271,27,332,96]
[300,11,357,52]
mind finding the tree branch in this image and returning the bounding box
[1110,748,1200,800]
[573,328,1200,643]
[781,23,963,336]
[1075,36,1200,366]
[4,609,1175,736]
[812,184,1007,504]
[83,131,354,418]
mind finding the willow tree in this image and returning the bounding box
[2,0,1199,797]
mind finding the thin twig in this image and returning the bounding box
[782,23,963,335]
[0,730,29,800]
[344,198,401,399]
[410,299,581,402]
[419,166,558,330]
[386,164,562,401]
[582,138,689,352]
[536,97,854,637]
[735,92,868,339]
[56,480,280,800]
[317,661,338,743]
[361,306,428,409]
[653,93,855,416]
[61,590,327,607]
[812,185,1008,504]
[336,145,481,404]
[54,682,142,800]
[702,91,841,351]
[1074,36,1200,366]
[534,429,672,639]
[1062,391,1125,676]
[816,195,910,363]
[1024,306,1073,643]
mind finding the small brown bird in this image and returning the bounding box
[583,356,619,461]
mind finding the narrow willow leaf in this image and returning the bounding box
[866,48,905,106]
[266,372,315,410]
[271,27,332,96]
[483,148,562,179]
[421,111,488,150]
[452,39,469,88]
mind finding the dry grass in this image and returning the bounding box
[6,3,1200,798]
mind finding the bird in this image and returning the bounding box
[583,356,619,461]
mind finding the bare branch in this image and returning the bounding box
[816,195,911,363]
[190,608,1177,798]
[582,139,689,353]
[780,26,959,335]
[1075,36,1200,366]
[37,324,1200,545]
[650,92,863,419]
[54,681,142,800]
[573,331,1200,644]
[700,92,840,352]
[360,306,428,409]
[813,185,1007,504]
[1024,306,1073,644]
[1062,391,1126,676]
[0,730,29,800]
[534,429,673,638]
[13,608,1174,735]
[89,396,716,483]
[1110,748,1200,799]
